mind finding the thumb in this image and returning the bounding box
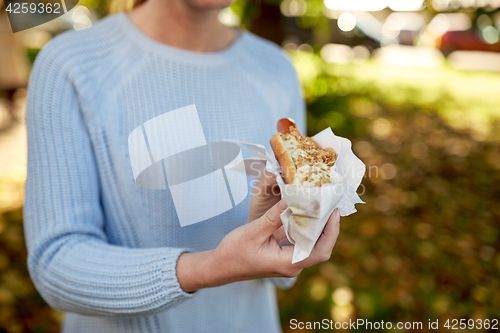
[253,199,288,240]
[260,172,277,184]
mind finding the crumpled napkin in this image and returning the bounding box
[228,127,365,263]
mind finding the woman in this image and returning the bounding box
[23,0,341,330]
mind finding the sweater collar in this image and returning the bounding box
[115,12,247,66]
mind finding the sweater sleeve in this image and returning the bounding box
[23,41,196,317]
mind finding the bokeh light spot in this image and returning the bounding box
[481,26,500,44]
[353,140,372,158]
[337,13,357,32]
[479,246,495,261]
[380,163,397,180]
[280,0,307,17]
[371,118,392,139]
[332,286,354,306]
[310,278,328,301]
[411,142,429,159]
[414,223,432,239]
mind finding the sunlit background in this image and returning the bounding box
[1,0,500,331]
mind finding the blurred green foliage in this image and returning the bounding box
[1,50,500,333]
[0,209,62,332]
[277,52,500,332]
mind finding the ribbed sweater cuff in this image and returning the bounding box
[268,276,298,290]
[162,248,197,302]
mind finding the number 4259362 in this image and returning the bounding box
[5,2,61,14]
[444,318,498,330]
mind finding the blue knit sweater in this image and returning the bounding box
[24,12,305,333]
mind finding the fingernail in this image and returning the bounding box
[279,199,287,210]
[335,209,340,224]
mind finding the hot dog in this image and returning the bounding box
[270,118,338,186]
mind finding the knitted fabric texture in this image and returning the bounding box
[24,12,305,333]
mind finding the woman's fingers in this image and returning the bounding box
[247,172,281,222]
[278,238,294,248]
[256,172,280,196]
[284,209,340,271]
[248,202,339,278]
[275,244,299,276]
[272,225,287,242]
[311,209,341,261]
[262,171,277,183]
[265,175,280,197]
[255,172,276,189]
[251,200,288,242]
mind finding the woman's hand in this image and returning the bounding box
[176,201,341,293]
[247,172,281,222]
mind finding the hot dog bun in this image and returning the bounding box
[270,133,296,184]
[270,119,338,186]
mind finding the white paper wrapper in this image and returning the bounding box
[228,127,365,263]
